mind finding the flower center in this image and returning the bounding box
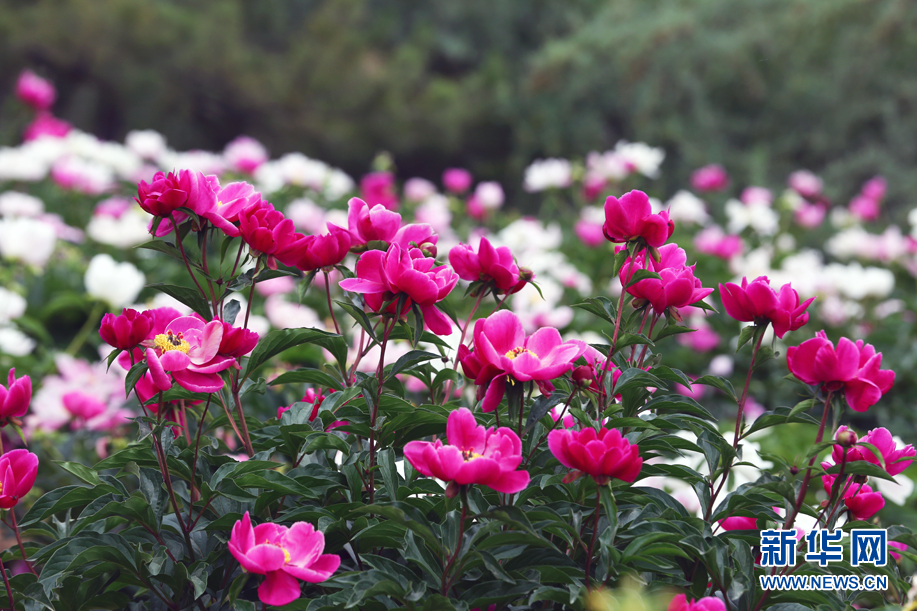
[264,540,291,564]
[505,346,536,360]
[153,330,191,354]
[461,448,483,462]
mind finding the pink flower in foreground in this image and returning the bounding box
[16,70,56,111]
[346,197,401,245]
[691,164,729,192]
[214,320,259,360]
[23,113,71,141]
[0,369,32,423]
[668,594,726,611]
[719,276,814,338]
[719,516,757,531]
[403,407,529,494]
[822,469,886,521]
[229,512,340,606]
[144,316,237,394]
[0,450,39,509]
[831,426,915,477]
[603,190,674,248]
[787,331,894,412]
[339,244,457,335]
[448,237,520,293]
[136,169,216,220]
[548,427,642,485]
[620,244,713,314]
[360,171,398,211]
[279,224,352,272]
[237,200,298,269]
[223,136,268,174]
[99,308,154,351]
[460,310,586,412]
[205,181,263,237]
[443,168,473,193]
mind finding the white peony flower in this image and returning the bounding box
[86,209,151,248]
[725,199,779,236]
[663,190,709,225]
[0,216,57,266]
[85,254,146,308]
[0,326,36,356]
[614,140,665,178]
[523,158,572,192]
[125,130,168,160]
[0,191,44,217]
[0,288,27,324]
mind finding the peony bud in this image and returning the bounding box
[572,366,594,388]
[836,429,858,448]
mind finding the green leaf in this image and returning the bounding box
[334,299,378,340]
[210,460,280,490]
[735,325,757,353]
[624,268,661,287]
[53,462,101,486]
[270,368,342,390]
[242,327,348,378]
[124,362,148,398]
[137,239,184,263]
[147,282,212,319]
[386,350,440,380]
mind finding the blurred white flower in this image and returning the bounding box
[0,191,44,217]
[85,254,146,308]
[725,199,779,236]
[614,140,665,178]
[0,216,57,266]
[0,288,26,325]
[264,294,324,330]
[86,208,151,248]
[0,326,36,356]
[223,136,268,173]
[324,169,355,200]
[663,190,709,225]
[586,150,630,182]
[415,194,453,234]
[474,181,504,210]
[286,198,327,234]
[523,158,572,192]
[708,354,734,377]
[404,178,437,202]
[125,130,168,160]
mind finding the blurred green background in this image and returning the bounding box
[1,0,916,210]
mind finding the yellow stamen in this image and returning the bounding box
[461,448,483,462]
[153,330,191,354]
[504,346,536,360]
[264,540,292,564]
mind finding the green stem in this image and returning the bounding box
[66,302,104,356]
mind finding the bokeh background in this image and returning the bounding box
[3,0,917,214]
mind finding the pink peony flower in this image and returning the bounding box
[694,226,744,260]
[0,450,39,509]
[548,426,642,485]
[205,181,263,237]
[403,407,529,494]
[668,594,726,611]
[676,326,720,352]
[278,388,327,421]
[135,169,217,221]
[339,244,458,336]
[214,320,259,360]
[229,512,340,606]
[820,476,886,521]
[346,197,401,245]
[404,178,437,202]
[741,187,773,206]
[448,237,520,293]
[443,168,473,193]
[23,112,71,141]
[279,224,352,272]
[237,199,298,269]
[891,541,908,561]
[788,170,823,199]
[0,369,32,423]
[793,202,826,229]
[603,190,674,248]
[849,176,886,222]
[144,316,237,394]
[691,164,729,192]
[620,244,713,314]
[15,70,56,111]
[459,310,586,412]
[99,308,154,351]
[360,171,398,211]
[787,331,894,412]
[62,391,108,421]
[223,136,268,174]
[391,223,438,257]
[719,516,757,531]
[831,426,915,477]
[718,276,814,338]
[862,176,887,201]
[575,219,605,247]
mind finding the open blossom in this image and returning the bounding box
[459,310,586,412]
[719,516,757,531]
[215,319,259,360]
[603,190,674,248]
[668,594,726,611]
[831,426,915,477]
[787,331,894,412]
[821,467,885,521]
[15,70,56,110]
[0,450,39,509]
[136,169,216,219]
[360,171,398,211]
[99,308,153,350]
[347,197,401,245]
[144,316,238,394]
[443,168,473,193]
[448,237,520,293]
[0,369,31,422]
[339,244,457,335]
[206,181,263,237]
[280,224,352,272]
[238,200,298,269]
[229,512,340,606]
[548,427,642,485]
[690,164,729,192]
[719,276,814,338]
[403,407,529,494]
[620,244,713,314]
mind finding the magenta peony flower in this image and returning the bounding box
[442,168,473,193]
[575,218,605,247]
[668,594,726,611]
[690,164,729,192]
[718,516,757,531]
[279,224,352,272]
[229,512,340,606]
[603,190,674,248]
[741,187,773,206]
[214,320,259,361]
[339,244,458,335]
[620,244,713,314]
[548,427,642,485]
[403,407,529,494]
[62,391,108,421]
[278,388,327,421]
[204,180,263,237]
[831,426,915,477]
[15,70,56,111]
[793,202,827,229]
[0,450,39,509]
[719,276,814,338]
[99,308,154,351]
[360,171,398,211]
[821,470,885,521]
[346,197,401,245]
[448,237,520,293]
[676,325,720,352]
[23,112,71,141]
[788,170,823,199]
[135,169,217,220]
[391,223,438,257]
[144,316,237,394]
[223,136,268,174]
[237,199,298,269]
[460,310,586,412]
[0,369,31,422]
[694,226,744,260]
[787,331,894,412]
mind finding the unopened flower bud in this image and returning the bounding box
[836,429,858,448]
[853,474,868,484]
[572,366,594,388]
[420,244,437,258]
[790,466,799,475]
[445,481,460,498]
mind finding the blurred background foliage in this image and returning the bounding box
[1,0,916,213]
